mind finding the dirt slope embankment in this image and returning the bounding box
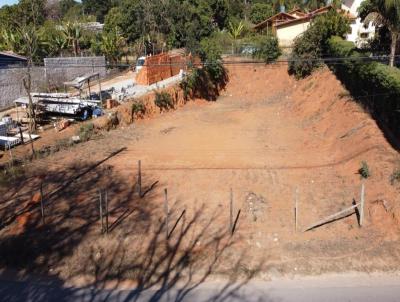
[1,63,400,284]
[225,63,400,236]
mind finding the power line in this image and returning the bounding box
[0,54,399,69]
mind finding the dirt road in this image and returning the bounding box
[2,273,400,301]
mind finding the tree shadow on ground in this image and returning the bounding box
[0,153,271,302]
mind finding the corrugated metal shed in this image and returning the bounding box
[0,51,27,68]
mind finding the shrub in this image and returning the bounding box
[78,122,95,142]
[252,35,281,63]
[154,92,174,112]
[131,101,146,120]
[327,36,400,139]
[358,161,371,179]
[390,168,400,185]
[180,37,229,101]
[288,10,350,79]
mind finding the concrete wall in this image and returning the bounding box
[44,56,106,88]
[0,67,45,110]
[0,56,107,111]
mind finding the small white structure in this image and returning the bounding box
[341,0,375,46]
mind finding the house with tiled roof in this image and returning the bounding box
[341,0,375,46]
[254,5,336,47]
[254,1,374,47]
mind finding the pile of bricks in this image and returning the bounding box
[136,53,188,86]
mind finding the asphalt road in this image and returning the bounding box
[1,274,400,302]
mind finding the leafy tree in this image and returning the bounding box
[302,0,328,11]
[17,0,46,27]
[98,29,126,64]
[359,0,400,67]
[288,10,350,78]
[250,3,274,24]
[253,35,281,63]
[82,0,113,23]
[104,6,124,33]
[62,22,82,56]
[59,0,79,18]
[37,21,67,57]
[181,37,228,101]
[0,5,19,30]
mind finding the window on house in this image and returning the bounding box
[360,33,369,39]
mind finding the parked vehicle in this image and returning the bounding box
[135,56,146,73]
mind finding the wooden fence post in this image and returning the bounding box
[138,160,142,198]
[105,189,109,233]
[19,127,24,144]
[99,190,104,234]
[164,188,169,240]
[294,187,298,232]
[230,188,233,233]
[359,183,365,227]
[8,142,13,170]
[40,182,45,225]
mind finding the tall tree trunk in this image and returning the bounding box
[73,39,78,56]
[389,31,398,67]
[23,64,36,158]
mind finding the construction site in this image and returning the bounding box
[1,58,400,299]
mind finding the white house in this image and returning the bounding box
[341,0,375,46]
[254,1,376,48]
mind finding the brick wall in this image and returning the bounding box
[136,53,187,86]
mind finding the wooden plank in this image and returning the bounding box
[303,203,360,232]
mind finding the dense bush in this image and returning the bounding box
[327,36,400,141]
[180,38,228,101]
[250,3,274,25]
[252,35,281,63]
[154,91,174,112]
[288,10,350,79]
[358,161,371,179]
[131,101,146,122]
[78,122,95,142]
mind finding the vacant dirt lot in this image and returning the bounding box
[1,64,400,287]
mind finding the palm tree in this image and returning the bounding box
[62,22,82,56]
[0,29,23,54]
[360,0,400,67]
[228,21,245,54]
[52,35,68,55]
[100,29,126,64]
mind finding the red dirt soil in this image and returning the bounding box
[1,64,400,283]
